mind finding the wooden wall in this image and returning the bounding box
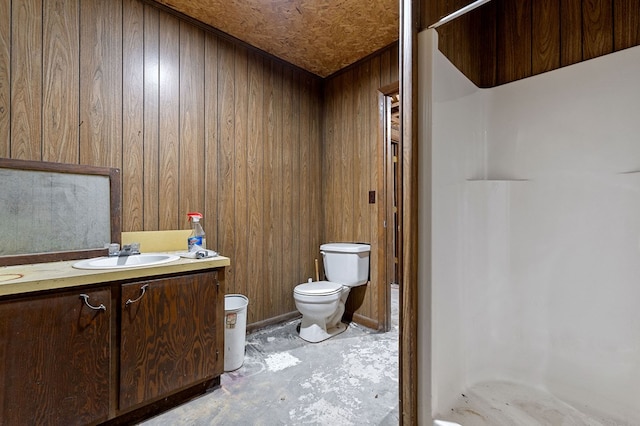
[0,0,324,326]
[322,44,399,329]
[422,0,640,87]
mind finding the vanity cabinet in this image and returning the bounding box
[0,287,111,426]
[119,271,223,411]
[0,264,227,425]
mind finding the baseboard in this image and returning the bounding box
[246,311,301,333]
[349,312,381,331]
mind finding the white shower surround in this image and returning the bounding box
[420,29,640,423]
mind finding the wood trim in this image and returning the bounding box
[378,81,400,334]
[0,158,121,266]
[400,0,419,423]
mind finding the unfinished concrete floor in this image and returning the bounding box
[140,286,399,425]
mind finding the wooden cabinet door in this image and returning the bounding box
[0,287,111,425]
[119,271,221,411]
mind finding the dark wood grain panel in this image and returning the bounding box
[158,13,180,229]
[281,67,294,311]
[497,0,532,84]
[561,0,584,66]
[79,0,122,169]
[533,0,561,74]
[247,51,264,323]
[123,0,145,231]
[342,70,355,240]
[11,0,42,160]
[204,32,219,249]
[179,21,206,230]
[217,38,236,292]
[42,0,79,163]
[310,76,323,281]
[290,70,301,310]
[428,0,638,87]
[0,0,8,158]
[233,46,249,298]
[265,60,284,319]
[119,272,218,410]
[614,0,640,50]
[583,0,614,59]
[0,288,111,425]
[143,4,160,231]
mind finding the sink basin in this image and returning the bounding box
[73,253,180,270]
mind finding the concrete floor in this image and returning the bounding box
[141,286,399,425]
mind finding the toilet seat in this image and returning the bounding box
[294,280,342,296]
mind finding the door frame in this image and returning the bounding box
[377,81,400,334]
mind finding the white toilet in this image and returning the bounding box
[293,242,371,343]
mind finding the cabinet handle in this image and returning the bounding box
[125,284,149,306]
[79,294,106,311]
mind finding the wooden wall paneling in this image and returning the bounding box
[157,13,180,229]
[79,0,122,169]
[356,58,372,321]
[341,70,354,241]
[560,0,584,66]
[299,74,312,283]
[390,43,400,83]
[291,71,301,302]
[204,33,218,248]
[369,54,383,325]
[422,0,478,30]
[273,61,284,318]
[614,0,640,50]
[532,0,561,75]
[496,0,532,85]
[265,61,283,319]
[281,67,294,313]
[42,0,79,164]
[582,0,614,60]
[178,22,206,226]
[122,0,145,231]
[322,73,336,244]
[3,0,326,327]
[233,45,248,299]
[217,38,236,291]
[354,61,370,248]
[143,4,160,230]
[437,10,484,87]
[310,77,322,278]
[247,51,264,323]
[479,1,497,87]
[11,0,42,161]
[0,0,9,158]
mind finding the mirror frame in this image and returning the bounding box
[0,158,121,267]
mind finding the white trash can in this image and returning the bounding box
[224,294,249,371]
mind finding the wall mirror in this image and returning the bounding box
[0,158,121,266]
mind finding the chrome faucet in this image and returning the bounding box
[119,243,140,257]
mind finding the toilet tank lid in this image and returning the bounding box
[320,243,371,253]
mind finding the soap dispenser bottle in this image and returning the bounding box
[187,212,206,252]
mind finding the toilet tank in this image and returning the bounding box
[320,243,371,287]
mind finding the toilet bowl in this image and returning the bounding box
[294,281,345,342]
[293,243,370,343]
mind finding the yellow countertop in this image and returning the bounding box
[0,254,230,297]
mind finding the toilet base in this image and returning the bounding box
[298,320,347,343]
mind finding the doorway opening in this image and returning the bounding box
[378,81,401,332]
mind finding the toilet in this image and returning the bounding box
[293,243,371,343]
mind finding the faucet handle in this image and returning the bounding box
[129,242,141,254]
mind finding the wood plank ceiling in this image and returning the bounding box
[151,0,400,77]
